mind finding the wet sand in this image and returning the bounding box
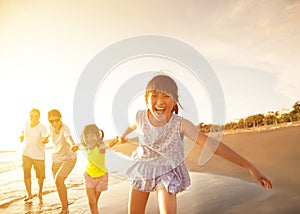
[1,125,300,213]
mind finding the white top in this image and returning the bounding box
[50,124,77,163]
[22,122,48,160]
[127,110,185,180]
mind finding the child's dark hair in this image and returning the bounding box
[145,74,181,114]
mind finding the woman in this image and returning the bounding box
[48,109,79,214]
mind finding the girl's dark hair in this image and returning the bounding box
[145,74,181,114]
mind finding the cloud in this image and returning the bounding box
[187,0,300,103]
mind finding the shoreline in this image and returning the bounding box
[1,124,300,213]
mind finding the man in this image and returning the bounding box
[20,108,48,201]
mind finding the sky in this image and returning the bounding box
[1,0,300,151]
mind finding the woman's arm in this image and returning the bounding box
[66,135,79,152]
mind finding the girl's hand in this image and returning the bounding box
[249,167,272,189]
[71,145,79,152]
[98,143,107,154]
[118,136,127,144]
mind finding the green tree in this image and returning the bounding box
[238,118,246,129]
[264,112,278,125]
[279,113,292,123]
[253,114,264,127]
[245,115,255,128]
[291,101,300,121]
[292,101,300,112]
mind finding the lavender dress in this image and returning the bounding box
[126,110,191,194]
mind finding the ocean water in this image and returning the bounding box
[0,149,131,212]
[0,150,85,209]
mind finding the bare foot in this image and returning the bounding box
[24,195,33,201]
[38,192,43,200]
[59,209,69,214]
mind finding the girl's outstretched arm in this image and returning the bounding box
[180,118,272,189]
[105,138,119,148]
[119,123,137,143]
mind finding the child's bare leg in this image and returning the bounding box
[86,188,101,214]
[156,187,177,214]
[128,187,150,214]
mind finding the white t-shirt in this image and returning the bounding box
[50,124,77,163]
[22,122,48,160]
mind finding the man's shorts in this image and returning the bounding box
[22,155,45,179]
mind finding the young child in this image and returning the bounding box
[81,124,118,214]
[118,74,272,214]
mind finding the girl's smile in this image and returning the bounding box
[147,90,176,125]
[84,133,98,150]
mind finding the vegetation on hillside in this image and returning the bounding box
[199,101,300,133]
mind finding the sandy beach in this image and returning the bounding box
[1,124,300,213]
